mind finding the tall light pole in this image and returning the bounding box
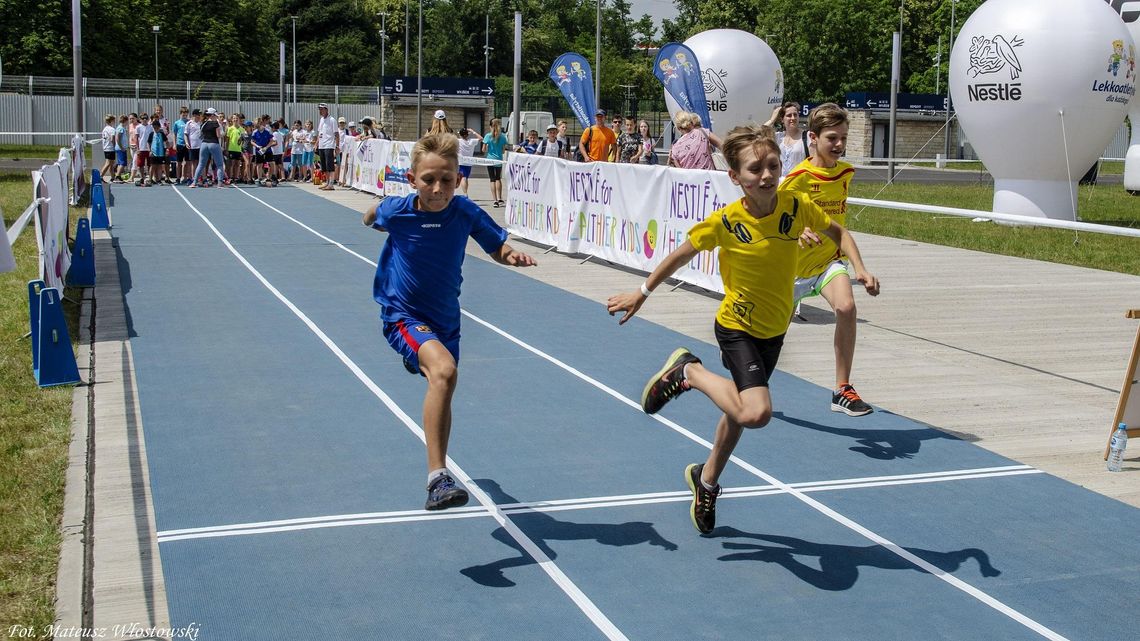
[404,0,410,76]
[484,13,492,78]
[290,15,297,121]
[595,0,601,101]
[944,0,958,160]
[378,12,388,104]
[416,0,423,136]
[72,0,82,136]
[152,25,160,103]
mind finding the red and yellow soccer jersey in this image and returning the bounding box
[688,194,832,339]
[779,158,855,279]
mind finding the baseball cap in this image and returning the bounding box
[348,121,356,127]
[243,120,253,126]
[205,107,217,115]
[191,108,201,116]
[433,109,447,120]
[318,103,329,109]
[337,116,346,123]
[595,109,606,116]
[546,124,558,131]
[360,117,373,126]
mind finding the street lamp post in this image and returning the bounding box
[944,0,958,160]
[405,0,410,76]
[378,12,388,104]
[290,16,297,122]
[416,0,423,136]
[152,25,160,103]
[484,13,492,79]
[595,0,601,101]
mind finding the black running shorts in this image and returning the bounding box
[714,322,785,392]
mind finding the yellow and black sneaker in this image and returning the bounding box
[641,348,701,414]
[685,463,720,534]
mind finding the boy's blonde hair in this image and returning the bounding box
[807,102,848,136]
[721,124,778,172]
[411,132,459,169]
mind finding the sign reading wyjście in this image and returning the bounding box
[381,76,494,97]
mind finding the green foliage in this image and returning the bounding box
[1,0,993,109]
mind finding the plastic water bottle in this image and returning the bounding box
[1107,423,1128,472]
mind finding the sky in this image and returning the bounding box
[628,0,675,27]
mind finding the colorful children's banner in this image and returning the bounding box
[654,43,712,129]
[345,138,417,198]
[504,154,741,293]
[34,162,72,290]
[548,53,597,129]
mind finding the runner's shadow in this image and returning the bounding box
[714,527,1000,591]
[772,411,957,460]
[461,479,678,588]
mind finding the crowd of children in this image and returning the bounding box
[98,104,339,188]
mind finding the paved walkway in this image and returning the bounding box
[59,173,1139,638]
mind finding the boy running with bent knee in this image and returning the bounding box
[607,125,879,534]
[363,133,537,510]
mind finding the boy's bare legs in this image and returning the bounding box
[820,275,873,415]
[416,340,458,472]
[685,362,771,486]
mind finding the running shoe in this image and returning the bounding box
[641,348,700,414]
[402,357,423,376]
[831,384,873,417]
[425,473,469,511]
[685,463,720,534]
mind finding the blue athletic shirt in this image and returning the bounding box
[371,193,508,333]
[173,117,188,146]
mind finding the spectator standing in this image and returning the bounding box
[578,109,617,163]
[482,118,509,207]
[113,115,129,182]
[191,108,228,187]
[184,109,203,185]
[616,117,643,163]
[668,111,723,170]
[316,104,339,190]
[172,107,189,182]
[637,120,657,165]
[99,115,117,182]
[537,124,565,158]
[456,127,482,195]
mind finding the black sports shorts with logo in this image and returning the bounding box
[714,321,785,392]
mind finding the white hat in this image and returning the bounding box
[318,103,329,109]
[205,107,217,115]
[348,121,356,127]
[546,123,558,131]
[433,109,447,120]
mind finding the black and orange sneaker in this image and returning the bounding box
[641,348,700,414]
[831,384,873,417]
[685,463,720,534]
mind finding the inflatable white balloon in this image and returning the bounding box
[1113,2,1140,192]
[950,0,1136,220]
[664,29,783,139]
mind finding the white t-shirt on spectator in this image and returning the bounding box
[185,120,202,149]
[457,135,480,163]
[101,126,116,151]
[317,116,338,149]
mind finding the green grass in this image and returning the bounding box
[0,172,81,632]
[0,145,69,160]
[906,160,1125,174]
[847,180,1140,274]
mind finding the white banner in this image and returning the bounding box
[71,134,87,205]
[505,155,742,293]
[346,138,417,198]
[34,162,72,290]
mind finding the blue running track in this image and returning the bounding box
[106,184,1140,641]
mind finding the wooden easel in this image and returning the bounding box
[1105,309,1140,459]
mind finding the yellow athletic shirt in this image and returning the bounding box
[688,194,832,339]
[779,159,854,279]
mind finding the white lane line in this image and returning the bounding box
[158,466,1040,542]
[171,187,630,641]
[239,189,1069,641]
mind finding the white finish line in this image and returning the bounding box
[157,465,1040,543]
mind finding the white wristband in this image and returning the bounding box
[640,282,653,297]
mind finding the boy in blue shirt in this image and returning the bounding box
[363,133,536,510]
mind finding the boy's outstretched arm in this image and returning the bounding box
[361,204,383,230]
[820,222,880,296]
[607,240,699,325]
[492,242,536,267]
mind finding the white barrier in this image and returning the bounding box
[848,197,1140,238]
[2,199,44,273]
[504,154,737,293]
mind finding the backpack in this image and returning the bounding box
[578,126,594,161]
[537,138,564,157]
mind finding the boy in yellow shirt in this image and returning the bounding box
[607,125,879,534]
[779,103,873,417]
